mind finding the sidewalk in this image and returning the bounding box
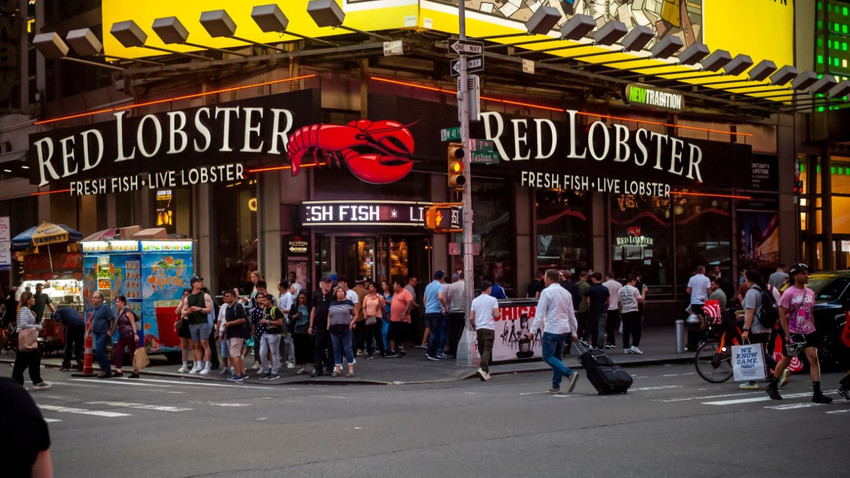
[1,326,691,386]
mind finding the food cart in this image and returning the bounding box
[82,239,193,359]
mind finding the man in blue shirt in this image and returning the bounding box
[424,270,447,361]
[89,291,114,378]
[53,308,85,372]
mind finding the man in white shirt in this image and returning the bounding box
[527,269,581,394]
[602,272,622,350]
[278,280,295,368]
[686,265,711,351]
[470,281,500,381]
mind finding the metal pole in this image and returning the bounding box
[459,1,476,365]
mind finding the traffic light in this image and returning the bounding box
[447,142,466,191]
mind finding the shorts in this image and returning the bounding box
[388,321,409,343]
[189,323,211,343]
[177,320,191,339]
[227,338,245,358]
[220,338,229,357]
[785,332,820,349]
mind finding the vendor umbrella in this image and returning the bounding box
[11,222,83,275]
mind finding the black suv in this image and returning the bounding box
[807,271,850,371]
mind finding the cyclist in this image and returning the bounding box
[739,270,783,390]
[765,263,832,403]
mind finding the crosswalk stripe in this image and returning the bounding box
[131,377,275,390]
[661,391,762,402]
[633,385,683,391]
[764,403,827,410]
[44,418,62,423]
[85,401,191,412]
[70,378,176,388]
[826,409,850,415]
[39,404,131,418]
[702,392,812,405]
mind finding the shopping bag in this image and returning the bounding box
[133,347,150,372]
[702,299,722,325]
[455,327,480,368]
[732,343,766,381]
[18,328,38,352]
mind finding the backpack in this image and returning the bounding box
[756,285,780,329]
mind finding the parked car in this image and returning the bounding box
[806,271,850,371]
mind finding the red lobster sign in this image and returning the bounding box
[287,120,415,184]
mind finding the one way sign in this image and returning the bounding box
[450,55,484,76]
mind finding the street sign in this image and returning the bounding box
[450,55,484,76]
[448,242,460,256]
[441,126,461,142]
[469,139,500,164]
[448,39,483,55]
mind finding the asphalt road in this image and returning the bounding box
[11,362,850,478]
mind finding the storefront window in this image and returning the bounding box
[535,189,589,272]
[213,180,258,293]
[675,195,732,286]
[472,179,514,295]
[611,195,673,294]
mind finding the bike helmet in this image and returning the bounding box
[785,334,807,357]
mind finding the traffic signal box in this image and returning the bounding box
[447,142,466,191]
[424,203,461,233]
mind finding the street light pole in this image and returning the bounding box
[457,1,476,367]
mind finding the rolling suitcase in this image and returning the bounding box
[575,342,633,394]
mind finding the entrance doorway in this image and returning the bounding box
[325,235,430,285]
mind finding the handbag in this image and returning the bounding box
[18,327,38,352]
[133,347,150,372]
[174,316,186,331]
[731,341,766,381]
[365,316,377,326]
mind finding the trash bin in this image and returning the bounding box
[675,319,687,354]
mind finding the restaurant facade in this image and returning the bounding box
[2,0,814,323]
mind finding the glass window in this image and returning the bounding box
[611,195,673,294]
[676,196,732,286]
[472,179,514,295]
[213,180,258,294]
[535,189,589,272]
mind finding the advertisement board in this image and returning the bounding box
[141,249,194,353]
[0,216,10,270]
[703,0,794,68]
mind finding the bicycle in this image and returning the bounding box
[0,322,15,354]
[694,312,743,383]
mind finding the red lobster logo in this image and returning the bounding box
[287,120,415,184]
[628,226,642,237]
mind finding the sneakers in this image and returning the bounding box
[97,372,112,379]
[567,372,580,393]
[624,348,632,354]
[266,373,280,381]
[199,367,211,376]
[309,370,323,377]
[385,351,398,358]
[286,363,295,369]
[779,369,791,388]
[436,352,448,359]
[296,368,307,375]
[188,364,202,375]
[476,367,491,381]
[765,380,782,400]
[629,346,643,355]
[31,382,51,390]
[129,372,139,379]
[227,373,248,382]
[344,371,354,378]
[812,393,833,404]
[739,381,759,390]
[331,370,341,377]
[219,368,230,375]
[547,387,562,394]
[605,344,616,349]
[177,365,189,373]
[415,344,427,349]
[426,354,441,361]
[251,362,261,370]
[837,388,850,400]
[59,366,71,372]
[259,372,271,380]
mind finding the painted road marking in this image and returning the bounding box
[71,378,175,388]
[826,409,850,415]
[44,418,62,423]
[764,403,827,410]
[633,385,683,391]
[131,378,275,391]
[85,401,192,412]
[661,391,763,403]
[39,404,130,418]
[702,392,820,406]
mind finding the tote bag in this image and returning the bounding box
[732,342,766,381]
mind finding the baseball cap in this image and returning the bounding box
[190,276,203,284]
[321,276,332,283]
[434,270,445,280]
[789,263,809,276]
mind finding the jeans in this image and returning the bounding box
[476,328,495,373]
[541,332,576,390]
[447,312,466,357]
[63,324,85,368]
[606,310,620,346]
[92,331,112,375]
[592,312,607,348]
[330,329,354,366]
[426,313,445,357]
[313,329,334,373]
[622,311,642,348]
[364,318,384,356]
[260,333,282,374]
[12,349,43,385]
[282,333,295,364]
